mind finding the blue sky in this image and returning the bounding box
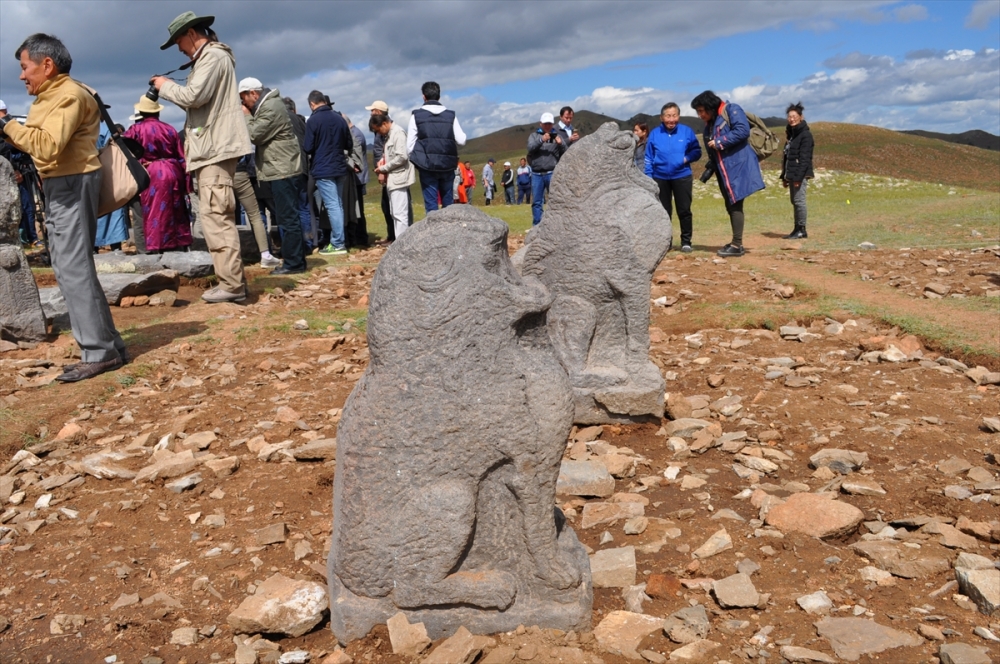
[1,0,997,135]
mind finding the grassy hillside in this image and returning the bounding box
[461,115,1000,193]
[900,129,999,152]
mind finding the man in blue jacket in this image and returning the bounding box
[644,102,701,253]
[304,90,353,255]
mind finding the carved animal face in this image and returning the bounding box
[549,122,657,200]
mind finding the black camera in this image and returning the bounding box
[699,162,715,183]
[145,80,159,103]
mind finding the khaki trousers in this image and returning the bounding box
[195,158,244,293]
[234,170,269,254]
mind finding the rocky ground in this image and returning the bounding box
[0,244,998,664]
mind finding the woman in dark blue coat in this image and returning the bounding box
[691,90,765,257]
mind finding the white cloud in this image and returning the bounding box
[965,0,1000,29]
[893,4,928,22]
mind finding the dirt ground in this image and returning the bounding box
[0,241,998,664]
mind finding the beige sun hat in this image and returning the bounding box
[134,95,164,115]
[161,11,215,50]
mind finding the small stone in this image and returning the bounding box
[226,573,327,638]
[589,546,637,588]
[765,492,863,539]
[594,611,664,659]
[918,623,945,641]
[204,456,240,478]
[815,617,922,661]
[664,418,712,439]
[797,590,834,614]
[707,374,725,388]
[938,642,993,664]
[841,477,886,496]
[640,650,666,664]
[712,573,759,608]
[170,626,199,645]
[255,523,287,546]
[859,566,895,586]
[982,417,1000,433]
[779,645,838,663]
[182,430,216,449]
[581,502,644,529]
[810,449,868,473]
[662,605,710,644]
[624,516,648,535]
[386,612,431,657]
[275,406,300,423]
[924,282,951,296]
[557,460,615,498]
[279,652,310,664]
[49,614,85,635]
[955,567,999,616]
[645,574,682,599]
[736,559,760,576]
[851,540,951,579]
[481,646,516,664]
[111,592,140,610]
[667,639,721,662]
[692,528,732,559]
[945,485,974,500]
[293,319,309,330]
[291,438,337,461]
[423,626,492,664]
[165,472,203,493]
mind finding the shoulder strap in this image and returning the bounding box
[75,81,118,137]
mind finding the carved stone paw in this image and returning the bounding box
[536,552,582,591]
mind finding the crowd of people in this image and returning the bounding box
[0,11,815,382]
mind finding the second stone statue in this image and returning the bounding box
[328,206,592,643]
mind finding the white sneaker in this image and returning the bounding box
[260,253,280,269]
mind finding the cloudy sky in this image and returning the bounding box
[1,0,998,137]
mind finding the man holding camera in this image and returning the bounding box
[2,33,128,382]
[526,112,567,225]
[151,11,252,303]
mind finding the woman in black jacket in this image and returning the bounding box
[779,102,814,239]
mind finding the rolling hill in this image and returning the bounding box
[899,129,999,152]
[460,113,1000,193]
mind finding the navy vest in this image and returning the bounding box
[410,105,458,172]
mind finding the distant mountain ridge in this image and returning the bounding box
[899,129,999,152]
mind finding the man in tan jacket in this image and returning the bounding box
[152,11,252,303]
[1,33,127,382]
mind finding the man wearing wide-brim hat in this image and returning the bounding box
[150,11,252,303]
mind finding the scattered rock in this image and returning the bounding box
[49,613,85,635]
[557,460,615,498]
[594,610,665,660]
[779,645,838,663]
[815,617,921,661]
[692,528,733,559]
[809,449,868,474]
[850,540,951,579]
[170,626,199,645]
[712,573,759,609]
[226,573,327,638]
[255,523,288,546]
[938,642,993,664]
[590,546,637,588]
[667,639,721,662]
[955,567,999,616]
[386,612,431,657]
[423,626,493,664]
[797,590,833,614]
[765,492,863,539]
[662,605,710,644]
[291,438,338,461]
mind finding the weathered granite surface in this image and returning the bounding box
[0,157,46,342]
[94,250,215,279]
[518,122,672,423]
[328,206,592,643]
[38,269,180,320]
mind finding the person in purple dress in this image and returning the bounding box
[123,95,192,252]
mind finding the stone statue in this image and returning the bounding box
[0,157,46,343]
[328,206,592,643]
[518,121,672,424]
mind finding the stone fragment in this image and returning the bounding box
[966,366,1000,385]
[165,472,202,493]
[133,448,199,483]
[664,418,712,439]
[954,568,999,616]
[423,626,492,664]
[667,639,721,662]
[590,546,637,588]
[851,540,950,579]
[841,477,886,496]
[765,492,863,539]
[982,417,1000,433]
[182,431,216,450]
[581,502,644,529]
[481,646,516,664]
[809,449,868,474]
[72,449,135,480]
[797,590,833,614]
[938,643,993,664]
[815,617,921,661]
[291,438,337,461]
[386,611,431,657]
[594,610,665,660]
[327,208,592,642]
[692,528,733,559]
[645,574,682,600]
[734,454,778,474]
[557,460,615,498]
[170,626,199,645]
[664,393,692,421]
[204,455,240,478]
[226,573,328,637]
[662,605,710,644]
[859,566,895,586]
[623,516,648,535]
[779,646,837,663]
[938,456,974,476]
[256,523,287,545]
[111,593,140,610]
[712,573,759,608]
[954,552,995,570]
[49,614,85,635]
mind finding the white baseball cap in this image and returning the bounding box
[365,100,389,112]
[0,100,7,111]
[503,161,511,166]
[238,77,263,94]
[540,112,554,124]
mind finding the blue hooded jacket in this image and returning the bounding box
[644,123,701,180]
[704,101,764,204]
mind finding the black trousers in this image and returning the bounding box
[654,176,694,246]
[271,175,307,271]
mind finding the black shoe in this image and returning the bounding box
[783,228,808,239]
[56,357,123,383]
[717,243,745,257]
[271,265,307,275]
[63,348,129,373]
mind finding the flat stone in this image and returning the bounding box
[924,282,951,296]
[938,457,974,476]
[590,546,637,588]
[954,553,995,570]
[664,418,712,439]
[859,566,895,586]
[765,492,863,539]
[49,613,85,635]
[955,568,999,616]
[712,573,759,608]
[255,523,287,546]
[581,502,644,529]
[165,472,203,493]
[111,592,140,610]
[982,417,1000,433]
[170,626,199,645]
[594,610,665,660]
[734,454,778,474]
[815,617,921,661]
[386,611,431,657]
[133,448,200,483]
[779,645,837,663]
[938,642,993,664]
[966,366,1000,385]
[809,449,868,474]
[692,528,733,559]
[480,646,517,664]
[667,639,721,662]
[841,477,886,496]
[204,455,240,478]
[557,460,615,498]
[423,626,493,664]
[850,540,951,579]
[662,605,709,644]
[645,574,682,600]
[182,431,217,450]
[796,590,833,614]
[623,516,648,535]
[226,573,327,637]
[291,438,337,461]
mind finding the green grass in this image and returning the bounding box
[266,308,368,336]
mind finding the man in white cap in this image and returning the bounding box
[526,112,566,225]
[365,100,409,243]
[151,11,252,303]
[500,160,515,205]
